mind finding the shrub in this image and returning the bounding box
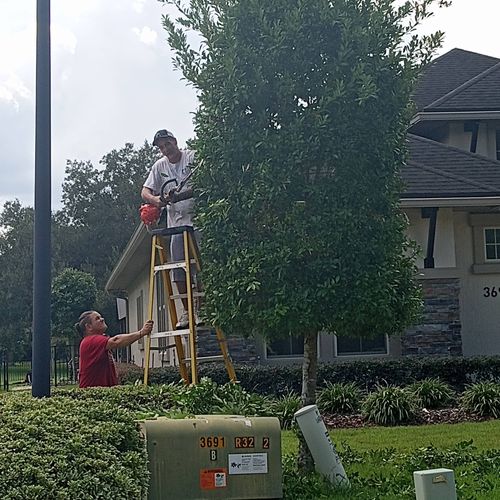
[0,391,148,499]
[272,392,302,429]
[119,356,500,395]
[214,382,272,416]
[461,382,500,418]
[54,384,175,415]
[362,386,419,426]
[317,382,362,414]
[407,378,455,409]
[116,362,144,384]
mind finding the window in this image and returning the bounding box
[484,228,500,261]
[496,130,500,161]
[155,273,168,349]
[335,334,387,356]
[137,291,144,349]
[267,335,304,358]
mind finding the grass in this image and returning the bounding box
[282,421,500,499]
[282,419,500,454]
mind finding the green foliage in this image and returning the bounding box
[317,382,362,414]
[282,455,340,499]
[0,391,148,499]
[52,268,97,340]
[0,200,35,357]
[54,384,175,415]
[120,356,500,395]
[0,142,158,354]
[271,392,302,429]
[407,378,455,409]
[58,142,158,288]
[161,0,451,343]
[161,377,272,417]
[283,438,500,499]
[362,386,419,426]
[461,382,500,418]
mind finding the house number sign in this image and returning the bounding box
[483,287,499,297]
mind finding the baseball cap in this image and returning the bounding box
[153,129,176,146]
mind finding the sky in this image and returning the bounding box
[1,0,500,209]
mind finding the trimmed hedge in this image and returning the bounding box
[118,356,500,395]
[0,390,149,499]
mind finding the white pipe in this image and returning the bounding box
[294,404,349,487]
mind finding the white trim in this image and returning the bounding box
[484,227,500,262]
[106,223,147,291]
[400,197,500,208]
[411,111,500,126]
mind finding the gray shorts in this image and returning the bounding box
[170,229,201,282]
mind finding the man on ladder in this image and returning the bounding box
[140,129,236,385]
[141,129,200,328]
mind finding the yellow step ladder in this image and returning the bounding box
[143,225,237,385]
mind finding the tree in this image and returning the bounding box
[162,0,450,465]
[0,142,156,358]
[0,200,34,358]
[51,268,97,342]
[57,141,159,287]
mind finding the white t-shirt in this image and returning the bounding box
[143,150,196,227]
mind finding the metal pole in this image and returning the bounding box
[32,0,52,398]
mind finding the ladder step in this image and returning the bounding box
[169,292,205,299]
[183,355,224,363]
[149,344,177,351]
[150,329,190,339]
[154,259,197,271]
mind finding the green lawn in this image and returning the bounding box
[282,420,500,499]
[282,419,500,454]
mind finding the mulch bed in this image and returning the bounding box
[323,408,489,428]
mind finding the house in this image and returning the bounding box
[106,48,500,367]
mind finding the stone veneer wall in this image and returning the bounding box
[197,329,258,363]
[402,277,462,356]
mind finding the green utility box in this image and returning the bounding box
[139,415,282,500]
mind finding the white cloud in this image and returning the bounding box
[132,26,158,45]
[0,72,31,110]
[133,0,147,14]
[52,25,78,54]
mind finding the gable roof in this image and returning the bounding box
[413,48,500,111]
[403,134,500,199]
[425,62,500,112]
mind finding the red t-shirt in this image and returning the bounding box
[79,334,118,388]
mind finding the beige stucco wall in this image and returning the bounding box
[455,211,500,356]
[446,121,498,160]
[406,207,456,268]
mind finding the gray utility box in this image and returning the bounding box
[414,468,457,500]
[139,415,282,500]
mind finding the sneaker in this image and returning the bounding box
[175,311,189,329]
[194,312,204,326]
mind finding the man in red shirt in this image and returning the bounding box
[76,310,153,388]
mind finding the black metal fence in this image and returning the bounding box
[1,344,79,391]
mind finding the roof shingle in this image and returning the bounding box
[413,48,499,111]
[403,134,500,198]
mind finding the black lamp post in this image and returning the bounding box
[32,0,51,398]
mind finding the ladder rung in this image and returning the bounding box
[149,344,177,351]
[169,292,205,299]
[150,329,190,339]
[183,355,224,363]
[154,259,197,271]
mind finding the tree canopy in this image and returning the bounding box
[51,268,97,342]
[161,0,449,341]
[0,141,157,358]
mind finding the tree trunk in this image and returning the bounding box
[298,330,318,472]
